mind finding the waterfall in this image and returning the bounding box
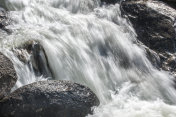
[1,0,176,116]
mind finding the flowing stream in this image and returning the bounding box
[1,0,176,116]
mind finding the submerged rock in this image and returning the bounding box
[14,40,53,78]
[0,52,17,100]
[121,0,176,53]
[0,80,99,117]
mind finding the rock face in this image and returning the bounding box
[121,0,176,78]
[121,0,176,53]
[0,80,99,117]
[0,52,17,99]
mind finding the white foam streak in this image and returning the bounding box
[1,0,176,116]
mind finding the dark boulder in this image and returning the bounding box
[101,0,118,4]
[0,52,17,99]
[120,0,176,85]
[160,0,176,9]
[121,0,176,53]
[0,80,99,117]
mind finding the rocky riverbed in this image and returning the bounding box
[1,0,176,117]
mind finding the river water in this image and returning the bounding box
[1,0,176,116]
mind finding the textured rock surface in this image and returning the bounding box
[0,80,99,117]
[121,0,176,53]
[121,0,176,79]
[0,52,17,99]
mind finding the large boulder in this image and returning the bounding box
[0,80,99,117]
[0,52,17,99]
[121,0,176,53]
[120,0,176,78]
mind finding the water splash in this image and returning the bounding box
[1,0,176,116]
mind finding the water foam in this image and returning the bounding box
[1,0,176,116]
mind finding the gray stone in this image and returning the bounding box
[0,80,99,117]
[0,52,17,99]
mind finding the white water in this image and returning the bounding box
[1,0,176,116]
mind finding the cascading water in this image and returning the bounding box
[1,0,176,116]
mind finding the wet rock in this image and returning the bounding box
[160,0,176,9]
[0,7,11,33]
[145,44,176,76]
[14,40,53,78]
[121,0,176,53]
[161,53,176,72]
[145,47,161,69]
[13,49,30,64]
[121,0,176,86]
[0,52,17,100]
[0,80,100,117]
[101,0,118,4]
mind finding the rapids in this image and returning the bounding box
[1,0,176,116]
